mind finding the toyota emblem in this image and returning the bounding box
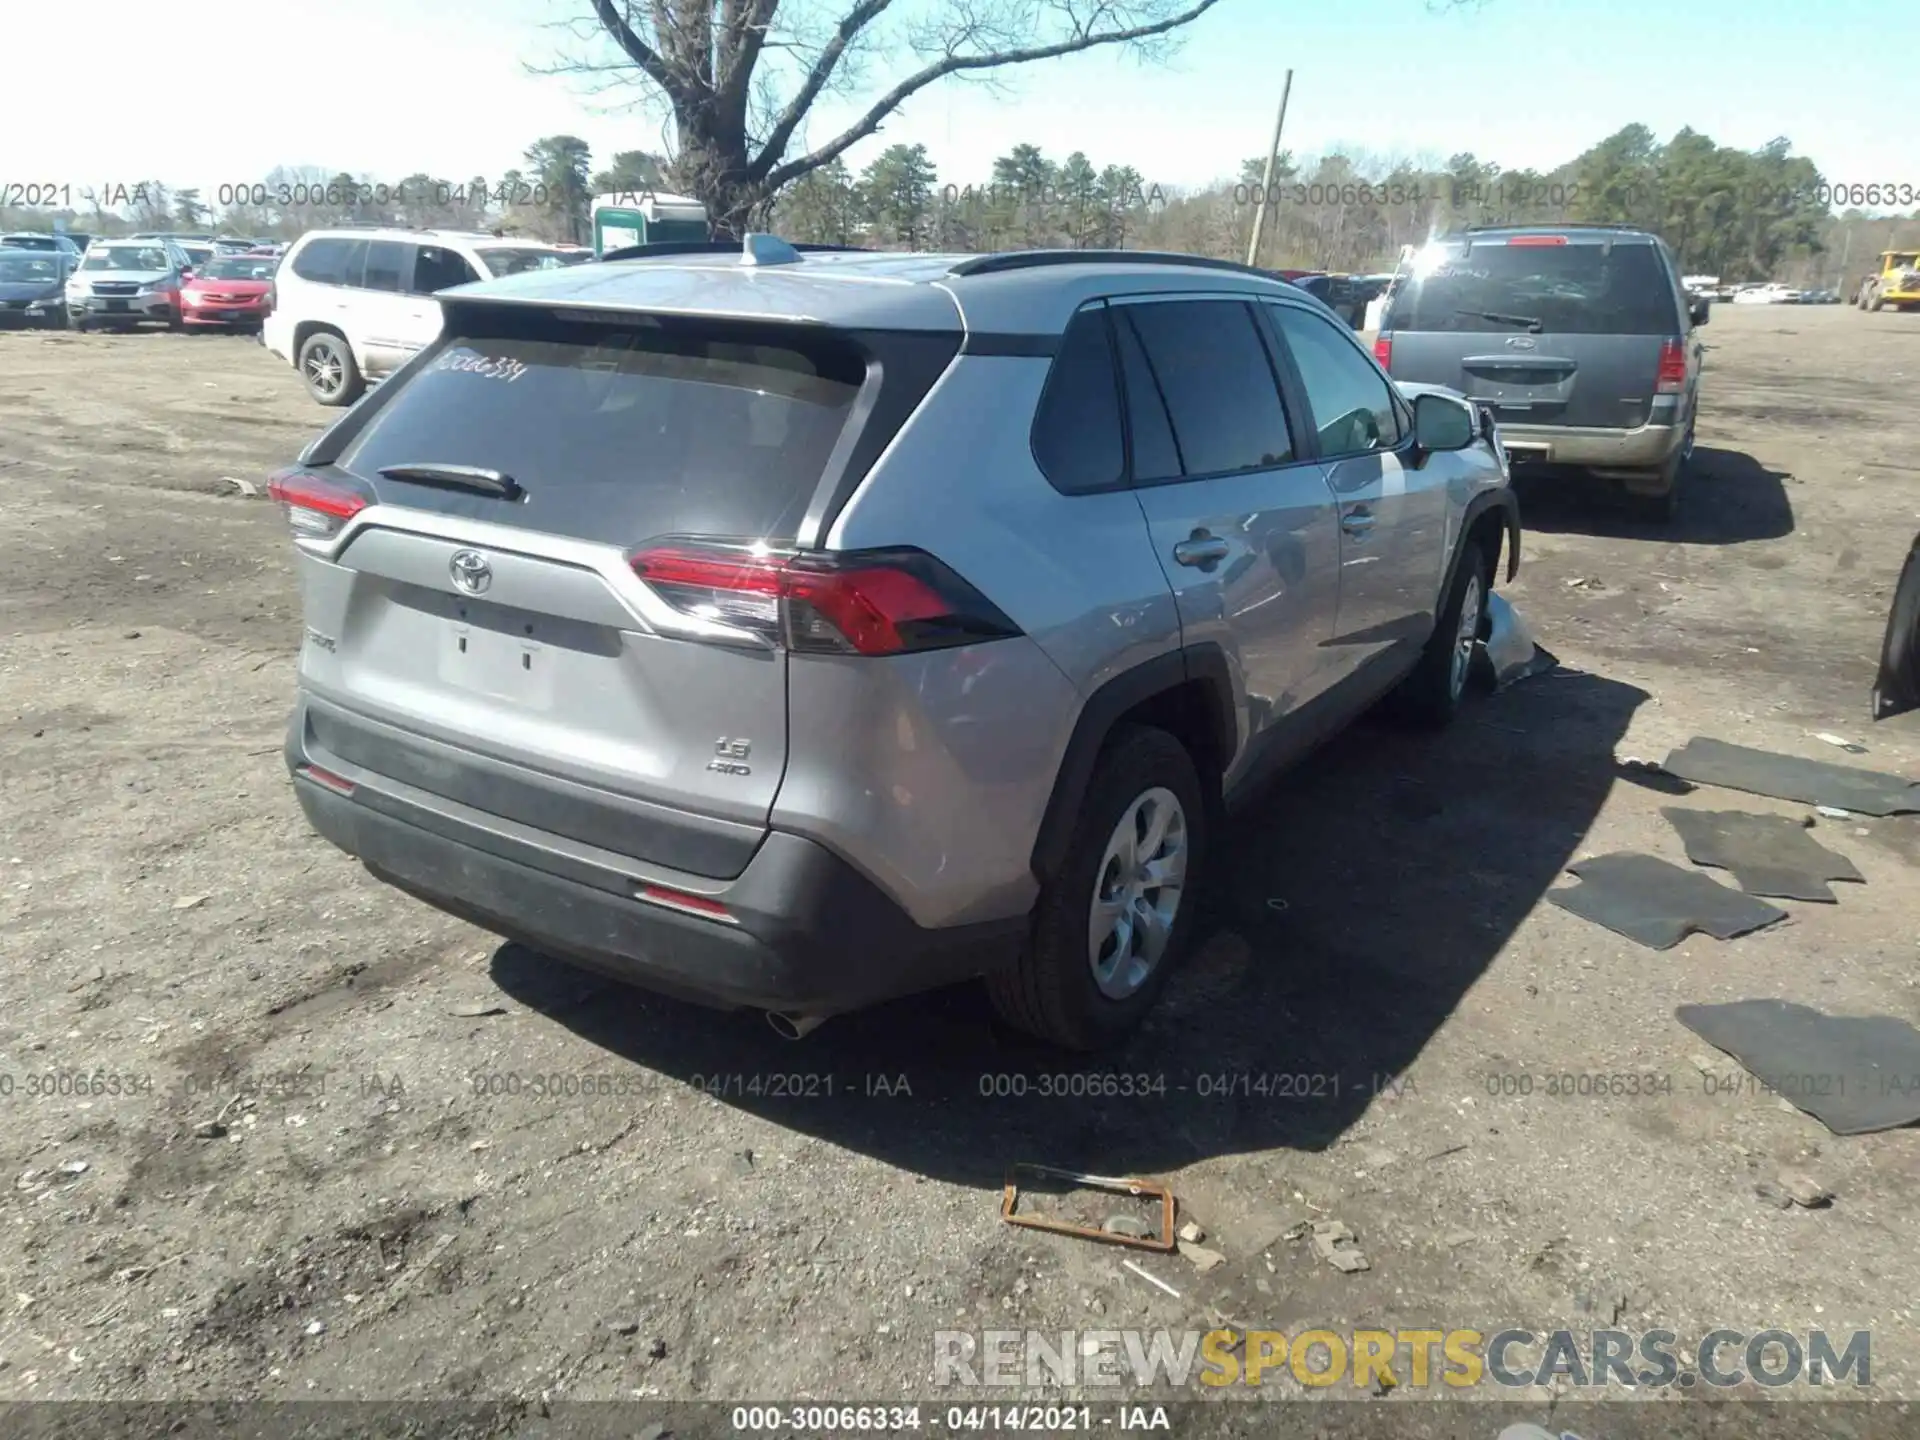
[1505,336,1537,350]
[449,549,493,594]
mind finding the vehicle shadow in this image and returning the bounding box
[1514,446,1794,544]
[491,667,1647,1189]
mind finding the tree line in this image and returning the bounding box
[6,123,1915,288]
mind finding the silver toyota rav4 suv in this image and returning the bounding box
[272,238,1520,1049]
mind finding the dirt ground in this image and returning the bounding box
[3,306,1920,1429]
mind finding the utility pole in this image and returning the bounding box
[1245,70,1294,270]
[1836,225,1852,295]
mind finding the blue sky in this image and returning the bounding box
[1,0,1904,207]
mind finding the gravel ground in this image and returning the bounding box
[2,306,1918,1431]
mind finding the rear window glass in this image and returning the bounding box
[340,316,865,546]
[1385,240,1678,336]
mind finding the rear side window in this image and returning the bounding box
[1386,239,1679,335]
[362,241,409,293]
[1031,307,1124,494]
[1120,300,1294,478]
[1266,303,1402,457]
[291,237,364,286]
[413,246,480,294]
[339,314,867,546]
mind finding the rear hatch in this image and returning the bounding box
[280,298,940,880]
[1380,234,1681,430]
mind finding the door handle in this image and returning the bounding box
[1172,530,1230,569]
[1340,505,1375,536]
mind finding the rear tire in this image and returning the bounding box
[1623,430,1687,523]
[1867,287,1885,313]
[987,725,1207,1050]
[1389,538,1490,729]
[299,329,364,407]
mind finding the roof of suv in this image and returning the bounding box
[1454,223,1659,242]
[293,226,572,246]
[436,245,1307,338]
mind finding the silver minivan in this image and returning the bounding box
[1376,224,1707,520]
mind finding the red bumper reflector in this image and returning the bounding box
[299,764,357,796]
[639,884,734,922]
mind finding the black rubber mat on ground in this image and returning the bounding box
[1663,737,1920,815]
[1677,998,1920,1135]
[1661,807,1865,902]
[1546,852,1787,949]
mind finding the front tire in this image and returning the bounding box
[299,329,364,407]
[1390,537,1490,729]
[987,725,1207,1050]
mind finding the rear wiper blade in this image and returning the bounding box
[1457,308,1543,333]
[377,463,522,500]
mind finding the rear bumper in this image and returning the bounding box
[1496,419,1684,476]
[288,727,1026,1015]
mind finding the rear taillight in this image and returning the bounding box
[629,541,1021,657]
[1655,339,1687,394]
[267,466,369,540]
[1373,333,1392,370]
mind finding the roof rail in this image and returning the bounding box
[597,238,876,263]
[1461,221,1653,234]
[947,248,1278,280]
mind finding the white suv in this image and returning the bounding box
[263,227,582,406]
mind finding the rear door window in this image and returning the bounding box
[1386,240,1679,335]
[412,246,480,294]
[339,313,867,545]
[1113,309,1183,483]
[362,240,410,293]
[1120,300,1295,478]
[1030,306,1124,494]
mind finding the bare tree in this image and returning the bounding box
[546,0,1225,236]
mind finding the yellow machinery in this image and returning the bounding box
[1858,251,1920,311]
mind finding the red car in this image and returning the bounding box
[180,253,278,330]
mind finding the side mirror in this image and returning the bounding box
[1690,297,1711,326]
[179,267,194,282]
[1412,391,1476,453]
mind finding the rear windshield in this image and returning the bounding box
[340,315,866,545]
[1385,240,1678,336]
[201,257,276,281]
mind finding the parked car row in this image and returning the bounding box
[0,230,285,332]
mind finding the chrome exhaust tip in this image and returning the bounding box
[766,1010,828,1041]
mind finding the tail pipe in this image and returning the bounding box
[766,1011,829,1041]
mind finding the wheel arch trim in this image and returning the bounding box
[1029,643,1237,886]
